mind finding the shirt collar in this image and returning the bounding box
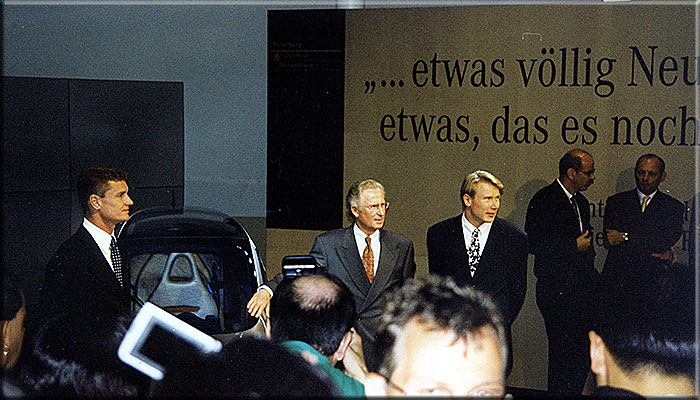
[461,212,493,237]
[353,223,380,241]
[82,218,115,266]
[83,217,115,243]
[636,188,657,203]
[556,178,575,200]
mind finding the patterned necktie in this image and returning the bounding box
[641,195,650,212]
[362,235,375,284]
[467,228,480,277]
[110,236,123,287]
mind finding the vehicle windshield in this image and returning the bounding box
[129,244,258,334]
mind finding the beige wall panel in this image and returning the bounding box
[344,4,696,390]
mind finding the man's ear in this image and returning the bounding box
[660,171,667,183]
[589,330,608,386]
[89,193,101,211]
[331,331,353,364]
[463,193,472,209]
[351,205,360,219]
[567,167,577,181]
[364,372,390,396]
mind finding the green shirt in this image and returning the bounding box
[282,340,365,398]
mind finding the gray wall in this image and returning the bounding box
[3,0,597,223]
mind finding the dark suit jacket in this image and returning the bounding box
[602,189,684,288]
[525,180,597,292]
[38,225,130,326]
[426,215,527,327]
[266,226,416,368]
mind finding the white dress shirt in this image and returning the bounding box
[82,217,117,272]
[461,212,492,257]
[637,188,657,207]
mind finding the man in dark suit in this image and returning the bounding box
[247,179,416,370]
[426,170,527,377]
[601,154,684,305]
[38,166,133,326]
[525,149,599,395]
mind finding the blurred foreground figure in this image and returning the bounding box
[364,276,506,397]
[589,262,696,397]
[2,275,27,397]
[20,312,149,397]
[268,273,367,397]
[150,335,338,397]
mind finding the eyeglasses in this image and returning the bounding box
[578,169,595,177]
[363,202,389,213]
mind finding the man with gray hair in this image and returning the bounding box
[427,170,527,376]
[248,178,416,370]
[364,275,507,397]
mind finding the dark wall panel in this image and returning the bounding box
[2,77,71,192]
[3,76,185,312]
[2,191,72,312]
[69,79,184,188]
[267,10,345,230]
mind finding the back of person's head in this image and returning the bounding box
[592,263,695,382]
[151,335,338,397]
[375,275,507,379]
[77,166,128,216]
[2,273,26,370]
[20,311,149,397]
[269,273,356,357]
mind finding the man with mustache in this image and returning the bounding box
[601,154,684,307]
[525,149,599,395]
[38,166,134,325]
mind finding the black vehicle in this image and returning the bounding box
[116,207,266,343]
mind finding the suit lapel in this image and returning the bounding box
[340,228,371,296]
[77,226,124,294]
[554,182,580,233]
[448,216,472,283]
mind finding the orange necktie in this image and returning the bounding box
[362,236,374,283]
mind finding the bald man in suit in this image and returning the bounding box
[601,154,684,306]
[525,149,599,395]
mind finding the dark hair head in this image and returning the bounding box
[77,166,128,216]
[635,153,665,175]
[21,311,149,397]
[269,273,356,356]
[374,275,507,378]
[558,149,590,176]
[2,273,24,321]
[151,336,338,397]
[593,264,695,378]
[345,179,385,222]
